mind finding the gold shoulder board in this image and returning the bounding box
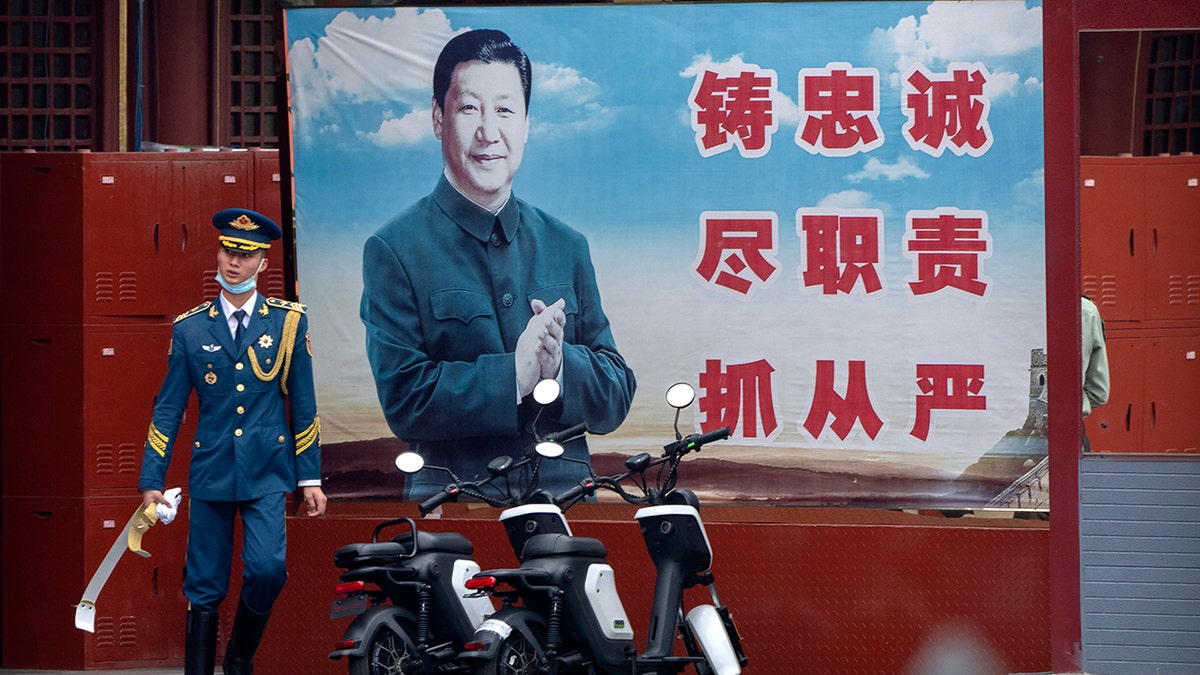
[266,297,307,314]
[174,301,213,323]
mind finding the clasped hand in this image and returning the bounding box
[516,298,566,398]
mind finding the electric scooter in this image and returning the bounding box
[459,383,747,675]
[328,380,584,675]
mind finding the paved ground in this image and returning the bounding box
[0,670,179,674]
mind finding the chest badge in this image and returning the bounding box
[204,372,218,385]
[257,334,274,349]
[202,344,222,353]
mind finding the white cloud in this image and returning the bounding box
[360,108,432,147]
[846,156,930,182]
[289,9,615,146]
[287,8,459,126]
[1013,167,1045,210]
[535,63,601,107]
[872,2,1042,90]
[817,190,876,209]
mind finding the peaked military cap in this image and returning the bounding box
[213,208,281,252]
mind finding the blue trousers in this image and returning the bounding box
[184,493,287,614]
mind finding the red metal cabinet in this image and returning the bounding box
[82,325,197,492]
[0,150,285,671]
[1081,158,1146,321]
[170,155,255,301]
[1141,332,1200,452]
[1143,161,1200,322]
[1085,330,1200,453]
[0,496,190,670]
[253,149,284,225]
[1081,156,1200,453]
[0,151,274,322]
[1084,335,1143,452]
[2,324,85,497]
[252,149,288,299]
[1082,156,1200,323]
[1,323,197,498]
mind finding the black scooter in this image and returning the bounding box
[459,383,747,675]
[328,380,585,675]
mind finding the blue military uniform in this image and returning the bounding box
[138,208,321,675]
[140,294,321,503]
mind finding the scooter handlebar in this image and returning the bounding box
[542,421,589,445]
[553,477,598,507]
[667,426,732,456]
[418,488,455,516]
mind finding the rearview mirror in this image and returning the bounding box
[533,378,561,405]
[665,382,696,409]
[394,451,425,474]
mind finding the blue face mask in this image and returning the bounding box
[216,260,264,295]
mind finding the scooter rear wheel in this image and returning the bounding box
[472,630,542,675]
[348,621,420,675]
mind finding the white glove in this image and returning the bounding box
[156,487,182,524]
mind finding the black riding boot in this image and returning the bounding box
[185,609,219,675]
[221,596,272,675]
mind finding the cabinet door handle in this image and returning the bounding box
[1152,227,1158,256]
[154,223,160,252]
[181,222,188,252]
[1128,228,1135,257]
[1125,403,1132,431]
[1150,401,1156,430]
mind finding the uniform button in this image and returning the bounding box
[195,441,201,448]
[235,363,244,371]
[490,232,502,247]
[502,293,515,307]
[237,384,245,392]
[278,435,286,443]
[235,428,243,437]
[237,406,245,415]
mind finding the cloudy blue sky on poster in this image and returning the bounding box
[283,1,1045,480]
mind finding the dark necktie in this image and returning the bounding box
[232,309,247,345]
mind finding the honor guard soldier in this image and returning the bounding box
[139,208,327,675]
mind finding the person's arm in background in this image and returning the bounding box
[1081,297,1110,415]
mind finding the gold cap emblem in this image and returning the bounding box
[229,214,260,231]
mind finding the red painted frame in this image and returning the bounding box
[1044,2,1200,671]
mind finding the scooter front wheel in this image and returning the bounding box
[348,621,420,675]
[472,630,542,675]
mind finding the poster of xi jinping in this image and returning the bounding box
[279,1,1048,508]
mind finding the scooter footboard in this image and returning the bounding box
[685,605,742,675]
[329,605,417,660]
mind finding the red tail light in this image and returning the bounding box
[464,576,497,590]
[334,638,359,650]
[334,581,365,594]
[463,641,487,651]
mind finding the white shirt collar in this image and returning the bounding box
[219,292,258,336]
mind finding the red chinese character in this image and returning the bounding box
[796,64,884,157]
[910,364,987,441]
[693,212,780,296]
[698,358,779,439]
[903,209,991,296]
[902,63,993,157]
[798,209,884,295]
[801,360,884,440]
[690,67,778,158]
